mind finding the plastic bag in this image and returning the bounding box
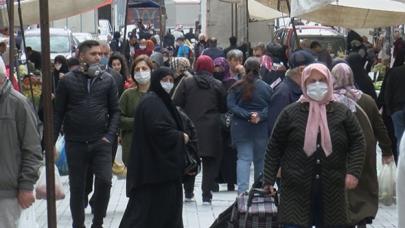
[55,135,69,176]
[35,165,65,200]
[112,145,127,179]
[378,162,397,206]
[17,206,39,228]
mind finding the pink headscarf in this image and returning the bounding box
[299,63,334,157]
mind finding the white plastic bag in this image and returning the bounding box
[17,206,39,228]
[35,165,65,200]
[378,161,397,206]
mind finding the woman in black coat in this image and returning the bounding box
[120,67,188,228]
[347,53,378,102]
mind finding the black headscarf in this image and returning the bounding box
[149,67,184,130]
[346,52,378,101]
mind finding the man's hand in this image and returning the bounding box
[382,155,394,165]
[18,191,35,209]
[345,174,359,190]
[101,137,111,144]
[183,133,190,144]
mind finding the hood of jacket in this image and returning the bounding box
[0,79,11,100]
[194,71,214,89]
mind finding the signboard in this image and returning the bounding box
[127,7,161,30]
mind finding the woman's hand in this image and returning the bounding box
[345,174,359,190]
[263,184,277,196]
[249,112,261,124]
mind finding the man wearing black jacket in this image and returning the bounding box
[54,40,120,228]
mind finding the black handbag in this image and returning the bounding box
[184,148,199,175]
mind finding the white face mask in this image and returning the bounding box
[139,45,146,50]
[160,81,174,94]
[54,63,62,71]
[306,81,329,101]
[134,71,151,85]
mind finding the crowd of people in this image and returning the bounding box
[0,25,405,228]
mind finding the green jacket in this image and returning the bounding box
[348,94,393,225]
[264,102,366,227]
[119,88,144,165]
[0,80,42,197]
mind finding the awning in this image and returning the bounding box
[129,0,161,8]
[0,0,111,27]
[256,0,291,14]
[249,0,284,21]
[291,0,405,28]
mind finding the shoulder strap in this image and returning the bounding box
[354,102,373,132]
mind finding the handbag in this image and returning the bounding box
[184,148,199,175]
[220,111,234,131]
[229,188,279,228]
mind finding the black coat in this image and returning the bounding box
[126,92,186,195]
[384,65,405,115]
[173,72,227,158]
[53,70,120,143]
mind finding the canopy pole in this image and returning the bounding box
[17,0,36,111]
[245,0,249,43]
[122,0,130,57]
[281,0,300,50]
[39,0,57,226]
[7,0,15,82]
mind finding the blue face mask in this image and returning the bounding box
[100,57,109,67]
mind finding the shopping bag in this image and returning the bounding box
[35,165,65,200]
[378,162,397,206]
[55,135,69,176]
[112,145,127,179]
[17,206,39,228]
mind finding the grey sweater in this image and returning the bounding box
[0,80,42,197]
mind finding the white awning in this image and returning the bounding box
[0,0,110,27]
[255,0,291,14]
[249,0,284,21]
[291,0,405,28]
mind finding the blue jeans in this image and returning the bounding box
[391,110,405,153]
[235,138,267,193]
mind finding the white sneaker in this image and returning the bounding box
[184,197,195,202]
[202,200,212,206]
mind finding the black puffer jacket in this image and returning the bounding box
[54,69,120,143]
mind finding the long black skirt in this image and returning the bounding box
[216,131,237,185]
[119,181,183,228]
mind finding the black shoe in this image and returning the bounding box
[227,184,235,191]
[184,192,195,202]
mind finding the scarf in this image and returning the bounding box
[299,63,334,157]
[331,63,363,112]
[213,57,231,81]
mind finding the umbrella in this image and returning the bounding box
[249,0,284,21]
[255,0,291,14]
[0,0,111,27]
[291,0,405,28]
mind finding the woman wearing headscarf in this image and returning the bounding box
[213,57,237,191]
[263,63,366,227]
[173,55,227,204]
[119,55,153,166]
[346,53,378,102]
[227,57,272,194]
[331,63,394,227]
[120,67,187,228]
[53,55,69,89]
[213,57,236,90]
[170,57,192,97]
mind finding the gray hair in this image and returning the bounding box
[227,49,243,61]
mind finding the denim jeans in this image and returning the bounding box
[235,138,267,193]
[66,139,113,228]
[391,110,405,153]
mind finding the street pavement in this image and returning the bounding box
[33,172,398,228]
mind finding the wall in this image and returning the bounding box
[51,10,97,33]
[165,0,200,28]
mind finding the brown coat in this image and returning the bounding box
[264,102,366,227]
[348,94,392,225]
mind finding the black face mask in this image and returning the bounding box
[213,72,225,81]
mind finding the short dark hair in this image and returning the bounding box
[78,40,100,54]
[67,57,80,69]
[26,46,32,52]
[229,36,237,46]
[0,42,6,48]
[310,41,321,49]
[208,37,217,47]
